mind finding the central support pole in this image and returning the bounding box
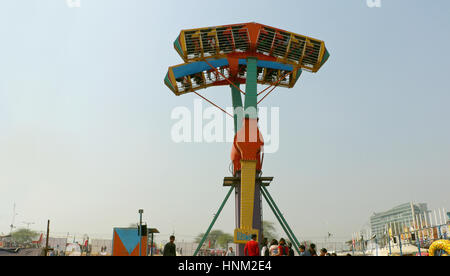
[261,185,301,250]
[230,83,245,256]
[232,57,263,256]
[244,57,258,119]
[261,187,301,255]
[231,83,243,133]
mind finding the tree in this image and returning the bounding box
[216,233,233,249]
[263,221,278,241]
[195,230,233,249]
[11,228,39,244]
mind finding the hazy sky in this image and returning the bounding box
[1,0,449,242]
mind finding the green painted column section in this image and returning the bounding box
[261,186,302,250]
[230,83,243,134]
[193,186,235,256]
[244,57,258,119]
[261,187,301,256]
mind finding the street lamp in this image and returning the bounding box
[139,209,144,257]
[370,234,378,256]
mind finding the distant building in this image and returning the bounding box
[370,202,429,239]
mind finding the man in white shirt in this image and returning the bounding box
[226,247,235,256]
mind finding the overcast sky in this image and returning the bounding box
[1,0,449,242]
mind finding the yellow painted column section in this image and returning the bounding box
[240,160,257,230]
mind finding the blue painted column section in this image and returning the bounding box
[416,230,422,256]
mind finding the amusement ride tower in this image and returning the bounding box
[165,22,329,256]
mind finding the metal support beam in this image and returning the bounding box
[45,220,50,256]
[194,186,235,256]
[261,186,302,250]
[138,210,143,256]
[244,57,258,119]
[261,187,300,255]
[230,84,243,133]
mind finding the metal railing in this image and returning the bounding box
[184,27,250,59]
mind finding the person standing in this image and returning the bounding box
[163,236,177,256]
[287,242,295,256]
[304,243,317,256]
[275,238,288,256]
[299,245,306,256]
[226,247,235,256]
[269,239,279,256]
[261,238,269,257]
[244,234,260,256]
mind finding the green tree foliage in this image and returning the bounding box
[263,221,278,241]
[195,230,233,249]
[11,228,39,244]
[216,233,233,248]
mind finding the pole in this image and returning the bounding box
[443,208,447,225]
[230,83,244,256]
[387,224,392,256]
[139,209,143,257]
[65,232,69,253]
[416,230,422,256]
[45,220,50,256]
[414,216,421,256]
[375,237,378,256]
[419,214,424,245]
[230,83,243,133]
[10,203,16,236]
[352,233,355,255]
[194,186,234,256]
[444,208,449,239]
[433,209,439,239]
[260,187,300,255]
[361,234,365,256]
[151,233,154,256]
[261,186,302,250]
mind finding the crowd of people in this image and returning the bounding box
[242,234,339,256]
[162,234,348,256]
